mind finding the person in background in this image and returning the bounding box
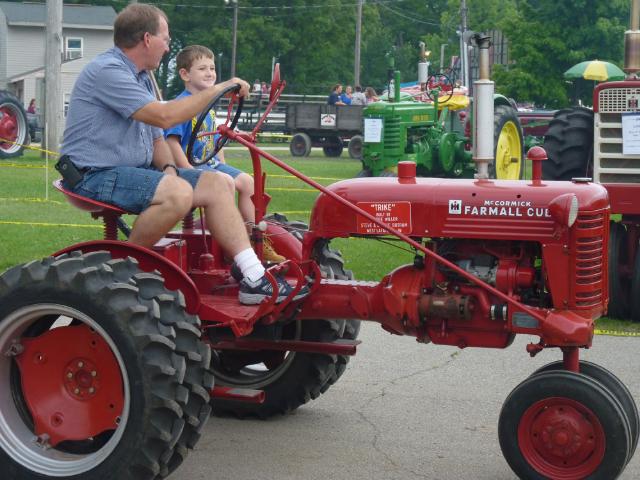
[253,78,261,94]
[340,85,353,105]
[350,85,367,105]
[26,98,36,114]
[327,84,345,105]
[261,81,269,94]
[365,86,379,104]
[165,45,284,262]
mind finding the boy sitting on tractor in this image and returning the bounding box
[164,45,284,263]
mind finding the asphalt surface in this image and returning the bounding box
[172,325,640,480]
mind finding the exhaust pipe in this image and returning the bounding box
[624,0,640,76]
[471,33,494,180]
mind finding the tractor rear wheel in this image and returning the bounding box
[210,234,359,418]
[0,91,28,159]
[355,168,371,177]
[533,360,639,463]
[0,251,212,480]
[608,221,631,319]
[289,132,311,157]
[499,370,631,480]
[492,104,524,180]
[348,135,363,159]
[542,107,594,180]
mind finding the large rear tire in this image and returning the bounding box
[0,91,28,159]
[492,104,524,180]
[608,222,631,319]
[0,251,212,480]
[542,107,594,180]
[210,227,359,418]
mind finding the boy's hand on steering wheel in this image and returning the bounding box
[226,78,250,98]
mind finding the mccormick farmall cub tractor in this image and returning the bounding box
[0,55,638,480]
[543,0,640,323]
[358,35,524,181]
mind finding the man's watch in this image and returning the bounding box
[162,164,179,175]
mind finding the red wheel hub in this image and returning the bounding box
[518,397,605,479]
[14,324,124,447]
[0,106,18,145]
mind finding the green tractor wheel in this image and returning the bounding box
[493,105,524,180]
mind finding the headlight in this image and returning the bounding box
[548,193,579,228]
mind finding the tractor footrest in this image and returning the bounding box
[211,386,265,404]
[209,338,361,356]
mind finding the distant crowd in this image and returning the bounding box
[327,84,378,105]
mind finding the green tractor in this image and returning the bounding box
[359,42,524,180]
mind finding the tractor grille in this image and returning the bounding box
[594,86,640,182]
[383,116,402,152]
[570,210,606,309]
[598,87,640,113]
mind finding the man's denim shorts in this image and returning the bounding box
[69,166,203,214]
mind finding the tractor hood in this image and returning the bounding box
[309,177,609,241]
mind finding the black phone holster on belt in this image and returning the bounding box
[55,155,84,189]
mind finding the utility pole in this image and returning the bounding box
[225,0,238,77]
[44,0,62,157]
[460,0,469,88]
[354,0,363,86]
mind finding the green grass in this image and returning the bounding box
[1,148,636,334]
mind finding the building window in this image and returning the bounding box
[65,37,83,60]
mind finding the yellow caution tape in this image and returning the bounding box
[0,163,47,169]
[594,329,640,337]
[0,220,100,229]
[0,197,63,204]
[0,137,60,157]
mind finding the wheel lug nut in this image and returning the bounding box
[77,361,84,368]
[89,387,95,394]
[74,388,80,394]
[91,370,97,377]
[67,372,73,379]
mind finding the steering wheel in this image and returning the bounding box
[186,83,245,166]
[425,73,454,103]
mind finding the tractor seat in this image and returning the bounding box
[53,179,128,216]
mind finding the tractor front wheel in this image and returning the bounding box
[0,252,212,480]
[542,107,594,180]
[492,104,524,180]
[499,370,631,480]
[0,91,28,158]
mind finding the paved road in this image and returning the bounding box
[173,325,640,480]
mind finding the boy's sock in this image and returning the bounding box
[234,248,265,283]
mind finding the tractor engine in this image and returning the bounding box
[303,164,609,349]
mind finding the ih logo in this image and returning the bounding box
[449,199,462,214]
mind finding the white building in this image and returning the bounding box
[0,1,116,123]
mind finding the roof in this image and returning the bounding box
[0,2,116,28]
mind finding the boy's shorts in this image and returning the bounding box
[69,166,203,214]
[199,162,243,179]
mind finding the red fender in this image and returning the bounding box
[53,240,200,314]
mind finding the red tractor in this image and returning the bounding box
[0,62,638,480]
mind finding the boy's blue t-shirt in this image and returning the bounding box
[164,89,220,166]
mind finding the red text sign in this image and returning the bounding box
[356,201,412,234]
